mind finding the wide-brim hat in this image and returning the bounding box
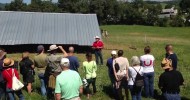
[3,58,14,67]
[161,58,172,70]
[48,44,58,52]
[94,36,100,39]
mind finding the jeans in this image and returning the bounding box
[163,93,181,100]
[143,72,154,98]
[38,73,47,96]
[128,85,142,100]
[94,50,103,65]
[6,88,24,100]
[86,78,97,94]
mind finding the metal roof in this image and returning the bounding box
[0,11,101,46]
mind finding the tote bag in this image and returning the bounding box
[6,69,24,91]
[12,69,24,91]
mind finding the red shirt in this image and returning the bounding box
[92,40,104,50]
[2,68,20,89]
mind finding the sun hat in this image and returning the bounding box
[111,50,117,55]
[94,36,100,39]
[60,58,70,67]
[3,58,14,67]
[48,44,58,51]
[161,58,172,70]
[37,45,44,53]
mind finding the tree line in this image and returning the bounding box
[2,0,190,27]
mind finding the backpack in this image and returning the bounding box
[132,67,144,91]
[46,56,62,75]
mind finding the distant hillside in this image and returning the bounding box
[0,3,6,10]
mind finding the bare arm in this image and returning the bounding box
[79,85,83,94]
[125,59,129,80]
[113,60,119,81]
[55,93,61,100]
[125,65,129,80]
[58,46,68,57]
[31,65,35,69]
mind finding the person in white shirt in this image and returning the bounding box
[128,56,143,100]
[140,46,155,98]
[113,50,129,100]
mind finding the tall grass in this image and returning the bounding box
[7,25,190,100]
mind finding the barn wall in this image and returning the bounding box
[0,44,93,53]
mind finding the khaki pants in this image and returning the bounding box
[48,75,56,89]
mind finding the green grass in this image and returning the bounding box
[7,25,190,100]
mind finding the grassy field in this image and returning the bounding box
[7,25,190,100]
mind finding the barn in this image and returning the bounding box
[0,11,101,53]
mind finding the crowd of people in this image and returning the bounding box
[0,36,185,100]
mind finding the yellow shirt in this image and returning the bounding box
[83,61,97,79]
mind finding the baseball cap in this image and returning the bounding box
[111,50,117,55]
[60,58,70,67]
[37,45,44,53]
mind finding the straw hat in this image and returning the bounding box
[3,58,14,67]
[48,45,58,51]
[161,58,172,70]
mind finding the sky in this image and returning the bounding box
[0,0,172,4]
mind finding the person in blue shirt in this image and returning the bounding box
[67,47,80,72]
[165,44,178,70]
[106,50,117,98]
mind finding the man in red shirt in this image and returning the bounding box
[92,36,104,65]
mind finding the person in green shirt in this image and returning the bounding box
[55,58,83,100]
[34,45,47,96]
[83,52,97,99]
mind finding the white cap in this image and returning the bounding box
[111,50,117,55]
[48,44,58,51]
[94,36,100,39]
[60,58,70,67]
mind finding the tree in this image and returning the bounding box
[179,0,190,13]
[41,1,61,12]
[145,4,161,26]
[165,4,173,9]
[77,0,90,13]
[27,0,42,12]
[5,0,27,11]
[58,0,80,13]
[170,15,185,27]
[89,0,105,24]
